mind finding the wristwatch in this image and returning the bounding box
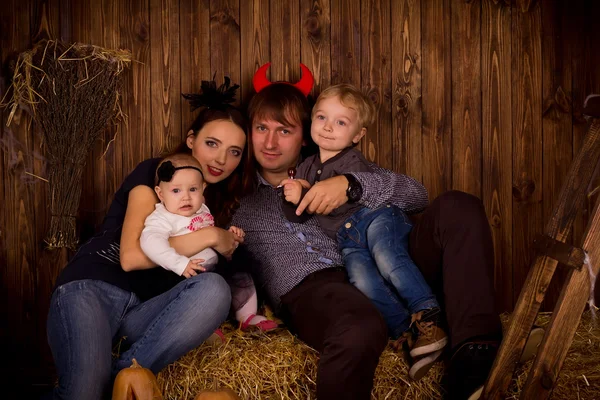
[343,173,363,203]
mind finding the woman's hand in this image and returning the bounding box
[296,175,349,215]
[169,226,243,261]
[213,228,244,260]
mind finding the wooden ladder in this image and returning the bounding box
[482,94,600,400]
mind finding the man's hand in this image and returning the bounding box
[296,175,349,215]
[182,258,206,278]
[280,178,311,205]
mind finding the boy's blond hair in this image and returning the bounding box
[313,84,377,128]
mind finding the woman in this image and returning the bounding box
[46,78,252,400]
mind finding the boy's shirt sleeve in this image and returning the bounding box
[140,211,190,276]
[281,187,311,223]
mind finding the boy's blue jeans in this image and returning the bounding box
[46,273,231,400]
[337,205,439,338]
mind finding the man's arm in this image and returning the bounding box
[296,164,429,215]
[352,164,429,213]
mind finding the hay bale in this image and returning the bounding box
[158,312,599,399]
[157,325,319,400]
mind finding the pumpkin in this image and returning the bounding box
[112,358,164,400]
[194,388,241,400]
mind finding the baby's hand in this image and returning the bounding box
[228,226,245,239]
[182,258,206,278]
[280,179,311,205]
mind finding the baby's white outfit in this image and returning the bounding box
[141,203,219,275]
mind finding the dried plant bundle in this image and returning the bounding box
[3,39,131,249]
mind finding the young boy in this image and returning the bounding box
[281,84,447,379]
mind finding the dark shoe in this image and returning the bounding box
[39,388,55,400]
[409,308,449,358]
[444,340,499,399]
[444,326,546,399]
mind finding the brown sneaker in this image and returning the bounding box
[409,308,448,358]
[409,349,444,381]
[390,330,414,352]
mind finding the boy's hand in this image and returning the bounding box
[182,258,206,278]
[281,179,311,205]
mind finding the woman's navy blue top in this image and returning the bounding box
[53,158,184,300]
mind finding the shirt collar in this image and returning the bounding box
[316,147,354,168]
[256,172,271,187]
[255,155,307,187]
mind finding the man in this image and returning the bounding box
[231,81,502,399]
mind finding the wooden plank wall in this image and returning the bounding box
[1,0,599,387]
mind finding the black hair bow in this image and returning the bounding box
[157,161,176,183]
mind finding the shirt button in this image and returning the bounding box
[317,169,322,174]
[345,222,352,228]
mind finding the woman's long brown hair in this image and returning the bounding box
[171,107,256,228]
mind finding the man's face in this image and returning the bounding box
[251,118,304,177]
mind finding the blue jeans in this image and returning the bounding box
[338,205,439,338]
[46,273,231,400]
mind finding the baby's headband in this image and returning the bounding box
[252,62,315,96]
[157,161,203,184]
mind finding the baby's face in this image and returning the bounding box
[156,169,205,217]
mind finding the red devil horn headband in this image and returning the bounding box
[252,62,314,96]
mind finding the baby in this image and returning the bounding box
[141,153,277,332]
[141,153,239,277]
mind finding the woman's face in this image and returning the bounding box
[187,119,246,184]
